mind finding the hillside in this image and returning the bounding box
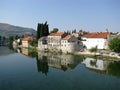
[0,23,36,37]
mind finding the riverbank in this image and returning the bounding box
[19,46,120,60]
[72,51,120,61]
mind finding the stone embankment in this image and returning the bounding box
[76,50,120,59]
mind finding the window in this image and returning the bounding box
[42,40,47,44]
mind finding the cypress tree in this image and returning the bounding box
[0,36,1,41]
[37,21,49,40]
[40,23,43,38]
[43,21,49,36]
[37,23,40,40]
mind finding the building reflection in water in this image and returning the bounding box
[16,48,120,77]
[37,51,83,75]
[82,57,120,77]
[22,48,29,56]
[20,48,37,58]
[82,58,110,74]
[37,51,120,77]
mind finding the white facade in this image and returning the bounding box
[82,32,110,49]
[82,58,108,71]
[82,38,107,49]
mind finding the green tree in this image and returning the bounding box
[30,39,38,47]
[72,29,76,33]
[43,21,49,36]
[50,28,59,33]
[89,46,98,55]
[37,23,41,40]
[0,36,1,46]
[3,36,6,41]
[21,35,24,38]
[37,21,49,40]
[109,37,120,53]
[15,35,19,39]
[8,36,15,49]
[0,36,1,40]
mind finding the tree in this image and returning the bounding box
[15,35,19,39]
[37,21,49,40]
[39,23,43,38]
[89,46,98,55]
[50,28,59,33]
[66,30,71,35]
[72,29,76,33]
[3,36,6,41]
[21,35,24,38]
[43,21,49,36]
[37,23,41,40]
[109,37,120,53]
[8,36,15,49]
[0,36,1,46]
[0,36,1,40]
[30,39,38,47]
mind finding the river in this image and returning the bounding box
[0,47,120,90]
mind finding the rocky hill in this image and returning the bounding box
[0,23,36,37]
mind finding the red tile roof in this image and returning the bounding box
[61,35,71,40]
[22,36,34,41]
[49,32,64,36]
[84,32,110,39]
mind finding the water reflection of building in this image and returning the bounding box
[34,51,120,77]
[20,48,37,58]
[37,51,82,73]
[22,48,29,56]
[82,58,110,74]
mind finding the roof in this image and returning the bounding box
[61,35,71,40]
[49,32,65,36]
[84,32,110,39]
[22,36,34,41]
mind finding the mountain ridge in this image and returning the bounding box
[0,23,36,37]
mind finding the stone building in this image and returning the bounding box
[38,32,83,53]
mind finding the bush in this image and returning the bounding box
[109,37,120,53]
[89,46,98,53]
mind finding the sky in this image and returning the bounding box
[0,0,120,32]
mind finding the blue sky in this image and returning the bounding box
[0,0,120,32]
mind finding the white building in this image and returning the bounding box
[82,32,111,49]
